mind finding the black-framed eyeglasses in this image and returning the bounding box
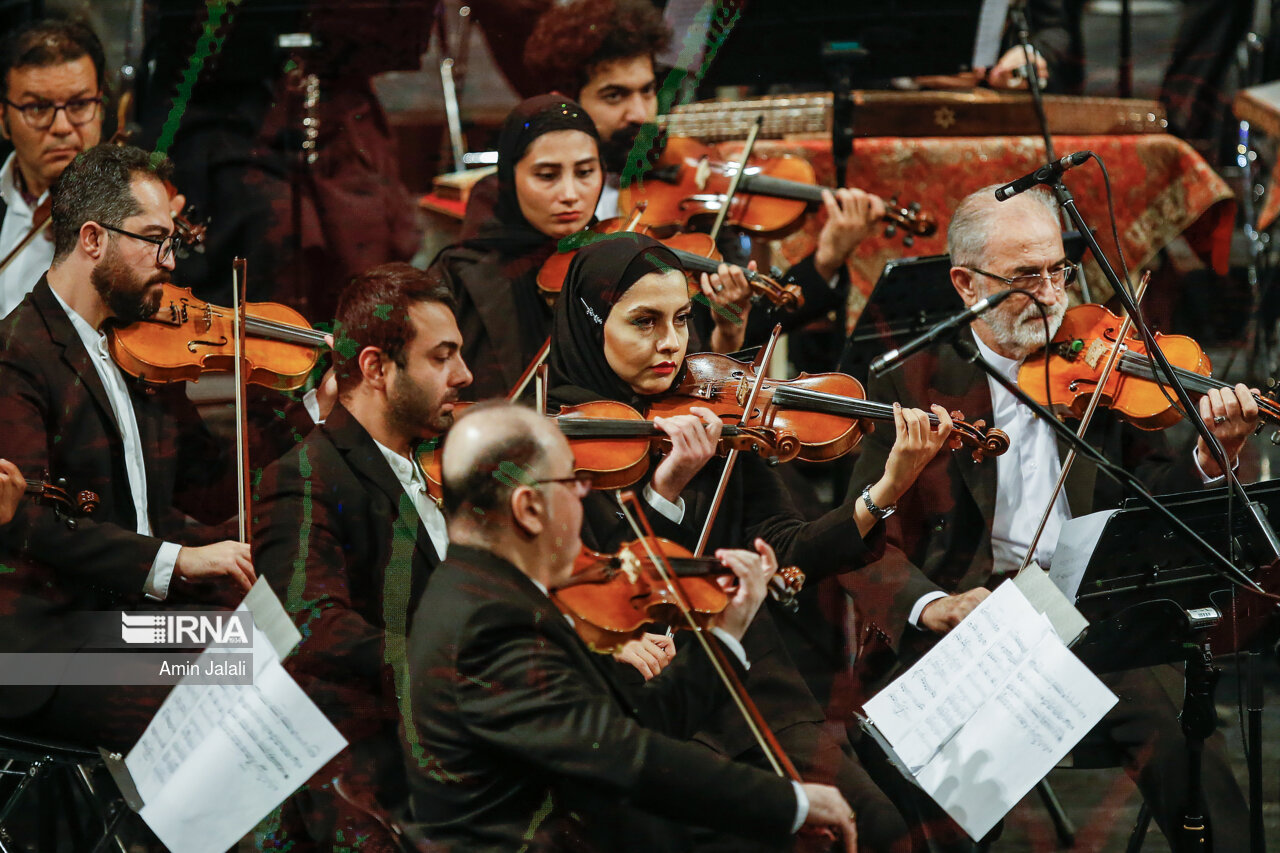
[533,471,596,490]
[98,223,182,265]
[2,96,102,130]
[964,263,1078,292]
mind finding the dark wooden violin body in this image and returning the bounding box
[1019,303,1280,430]
[551,536,804,653]
[108,282,329,390]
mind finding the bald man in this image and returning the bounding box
[402,401,860,853]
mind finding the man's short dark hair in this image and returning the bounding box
[332,263,457,395]
[439,402,547,521]
[523,0,671,98]
[0,18,107,95]
[50,144,173,262]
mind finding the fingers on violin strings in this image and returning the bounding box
[752,537,778,571]
[892,401,906,435]
[1236,383,1259,421]
[929,403,954,435]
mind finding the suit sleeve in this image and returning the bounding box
[454,602,799,841]
[739,453,884,583]
[0,337,160,591]
[844,373,947,652]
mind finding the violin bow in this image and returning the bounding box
[614,490,801,780]
[1016,272,1150,574]
[707,115,763,244]
[0,207,51,278]
[231,258,252,547]
[693,324,783,557]
[506,337,551,401]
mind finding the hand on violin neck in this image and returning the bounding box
[701,262,753,355]
[612,632,676,680]
[650,407,722,503]
[798,784,858,852]
[707,538,777,641]
[813,188,886,281]
[1196,383,1261,479]
[854,404,953,535]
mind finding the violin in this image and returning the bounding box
[649,352,1010,462]
[419,398,801,499]
[536,213,804,311]
[618,136,938,243]
[108,282,329,390]
[1018,303,1280,430]
[551,536,805,653]
[23,476,100,529]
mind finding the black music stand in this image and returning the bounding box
[839,232,1091,385]
[1059,480,1280,852]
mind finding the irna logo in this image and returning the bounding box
[120,612,251,647]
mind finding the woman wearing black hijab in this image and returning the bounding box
[428,95,604,399]
[548,232,950,853]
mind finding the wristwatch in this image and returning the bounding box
[859,485,896,521]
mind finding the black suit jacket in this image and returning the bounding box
[403,544,799,853]
[843,341,1205,699]
[0,278,228,715]
[253,402,441,818]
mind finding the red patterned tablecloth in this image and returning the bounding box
[726,134,1234,329]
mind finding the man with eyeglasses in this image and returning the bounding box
[251,262,472,849]
[0,20,106,317]
[0,142,256,752]
[843,185,1256,849]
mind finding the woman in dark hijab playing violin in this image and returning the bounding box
[546,231,952,852]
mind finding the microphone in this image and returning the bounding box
[993,151,1093,202]
[869,289,1019,378]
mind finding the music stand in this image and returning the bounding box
[1059,481,1280,852]
[839,232,1091,384]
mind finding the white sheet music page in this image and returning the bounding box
[123,579,347,853]
[864,580,1116,840]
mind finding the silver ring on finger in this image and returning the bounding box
[714,284,724,293]
[1213,415,1227,425]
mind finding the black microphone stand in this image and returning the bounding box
[1045,173,1280,851]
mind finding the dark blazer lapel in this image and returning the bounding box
[31,279,120,435]
[324,404,439,568]
[934,346,999,527]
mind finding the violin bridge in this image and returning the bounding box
[618,546,642,584]
[1083,338,1108,370]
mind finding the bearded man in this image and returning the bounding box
[0,143,254,750]
[251,262,472,851]
[844,185,1257,850]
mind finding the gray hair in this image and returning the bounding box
[946,184,1060,268]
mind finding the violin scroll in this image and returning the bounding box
[944,412,1011,462]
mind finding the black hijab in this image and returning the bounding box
[462,94,601,259]
[547,232,687,408]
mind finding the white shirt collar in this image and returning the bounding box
[49,283,107,350]
[0,152,42,215]
[971,330,1021,381]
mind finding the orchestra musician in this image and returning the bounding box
[0,458,22,525]
[403,399,861,852]
[845,185,1257,849]
[520,0,889,368]
[0,19,105,315]
[432,94,754,400]
[543,231,956,851]
[0,143,253,750]
[252,263,470,851]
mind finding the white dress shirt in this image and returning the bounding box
[595,175,621,221]
[0,154,55,319]
[372,438,449,560]
[50,287,181,599]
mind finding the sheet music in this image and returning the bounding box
[124,580,346,853]
[973,0,1013,69]
[865,581,1115,840]
[1048,509,1118,601]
